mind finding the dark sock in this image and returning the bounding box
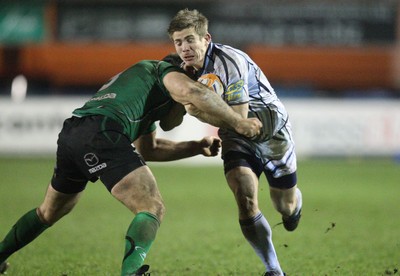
[0,208,50,263]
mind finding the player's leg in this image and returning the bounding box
[264,145,302,231]
[0,183,82,265]
[266,166,303,232]
[0,116,89,270]
[77,116,162,275]
[270,185,302,232]
[269,184,302,218]
[224,152,283,275]
[269,185,297,216]
[110,166,164,276]
[226,166,260,219]
[262,124,302,232]
[38,183,83,224]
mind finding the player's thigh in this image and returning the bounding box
[111,166,165,219]
[269,185,298,216]
[222,151,261,203]
[269,184,297,203]
[226,166,258,193]
[226,166,259,207]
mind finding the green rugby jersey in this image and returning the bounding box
[73,60,182,141]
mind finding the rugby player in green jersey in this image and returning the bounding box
[0,56,262,276]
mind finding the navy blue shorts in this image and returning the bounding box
[51,115,146,194]
[222,151,297,189]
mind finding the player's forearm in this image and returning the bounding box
[185,103,247,130]
[187,83,241,129]
[187,108,230,129]
[142,138,202,161]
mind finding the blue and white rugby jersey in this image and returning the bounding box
[197,42,289,141]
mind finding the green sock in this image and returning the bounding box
[0,208,50,263]
[121,212,160,276]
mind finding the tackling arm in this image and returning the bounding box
[133,130,221,162]
[163,71,261,137]
[185,102,249,129]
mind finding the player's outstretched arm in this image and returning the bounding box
[163,71,261,138]
[133,131,221,162]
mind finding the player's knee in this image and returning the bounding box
[134,197,166,222]
[232,184,258,215]
[36,207,57,226]
[238,197,258,217]
[153,200,166,222]
[37,201,75,225]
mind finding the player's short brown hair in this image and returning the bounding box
[167,9,209,39]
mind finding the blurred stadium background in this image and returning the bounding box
[0,0,399,161]
[1,1,400,275]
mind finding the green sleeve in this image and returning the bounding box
[157,61,185,83]
[143,123,157,135]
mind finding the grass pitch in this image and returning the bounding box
[0,157,399,275]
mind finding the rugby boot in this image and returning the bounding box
[0,262,9,274]
[129,264,150,276]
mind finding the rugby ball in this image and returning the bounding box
[197,73,224,97]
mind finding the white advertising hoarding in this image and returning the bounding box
[0,97,86,154]
[283,99,400,157]
[0,97,399,161]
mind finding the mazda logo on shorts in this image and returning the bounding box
[84,153,99,167]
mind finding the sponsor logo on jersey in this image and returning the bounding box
[89,93,116,102]
[225,80,244,102]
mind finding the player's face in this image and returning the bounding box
[172,27,211,70]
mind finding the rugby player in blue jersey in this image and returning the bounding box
[168,9,303,276]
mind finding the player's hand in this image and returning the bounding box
[182,64,196,79]
[235,118,262,138]
[199,136,222,157]
[160,103,186,131]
